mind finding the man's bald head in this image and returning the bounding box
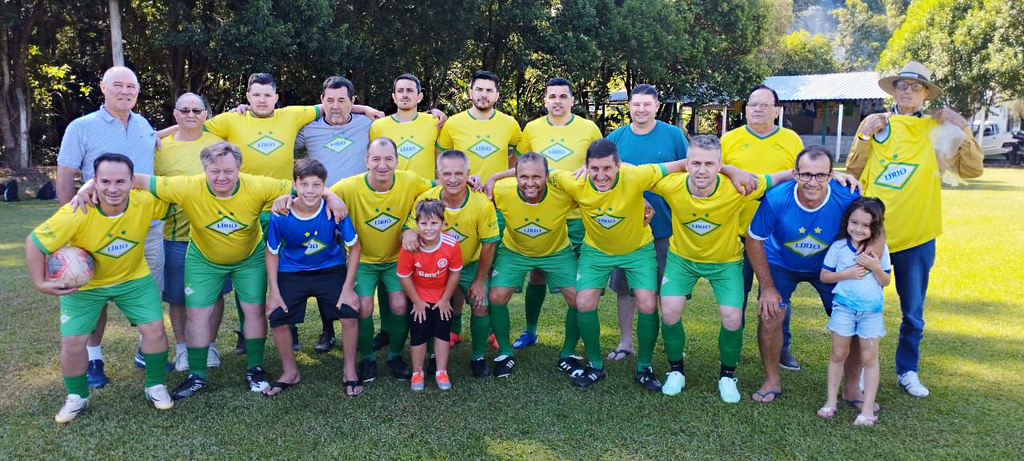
[173,92,208,130]
[176,92,203,107]
[100,66,140,115]
[102,66,139,86]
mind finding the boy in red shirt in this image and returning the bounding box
[398,200,463,391]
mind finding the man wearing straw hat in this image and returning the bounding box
[846,61,983,398]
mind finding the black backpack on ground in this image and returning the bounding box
[37,181,55,201]
[2,179,18,202]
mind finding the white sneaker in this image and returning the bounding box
[54,394,89,423]
[174,349,189,372]
[898,371,930,397]
[145,384,174,410]
[662,371,686,395]
[718,377,741,403]
[207,347,221,368]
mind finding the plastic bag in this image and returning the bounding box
[929,121,967,186]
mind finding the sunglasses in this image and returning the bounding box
[175,108,207,115]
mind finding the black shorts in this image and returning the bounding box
[269,265,357,328]
[410,303,451,346]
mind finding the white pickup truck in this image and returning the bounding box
[972,121,1020,160]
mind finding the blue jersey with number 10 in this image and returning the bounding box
[267,200,358,273]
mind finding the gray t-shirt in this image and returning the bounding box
[57,105,157,179]
[295,114,372,186]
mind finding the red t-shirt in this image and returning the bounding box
[397,233,464,303]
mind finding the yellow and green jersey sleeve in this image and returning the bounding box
[330,170,432,263]
[493,177,573,257]
[155,132,225,241]
[722,125,803,232]
[408,186,499,263]
[370,113,438,180]
[436,110,522,182]
[203,105,320,180]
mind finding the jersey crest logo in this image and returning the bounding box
[323,135,354,154]
[683,217,720,236]
[873,162,918,189]
[467,139,499,158]
[540,143,573,162]
[514,222,551,238]
[206,216,248,236]
[365,213,400,232]
[591,212,624,229]
[396,140,424,159]
[96,237,139,258]
[438,258,448,268]
[446,227,468,242]
[303,237,327,256]
[248,135,284,156]
[784,234,828,257]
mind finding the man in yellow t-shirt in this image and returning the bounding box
[370,74,442,180]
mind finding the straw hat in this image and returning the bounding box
[878,61,943,100]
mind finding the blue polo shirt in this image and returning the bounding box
[607,121,688,239]
[57,105,157,179]
[266,200,359,273]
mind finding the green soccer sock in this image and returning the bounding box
[636,312,660,372]
[451,312,463,335]
[559,306,581,358]
[187,346,209,379]
[662,320,686,362]
[524,283,547,335]
[577,309,603,369]
[490,303,513,356]
[358,317,375,360]
[64,374,89,398]
[143,351,168,387]
[245,338,266,369]
[377,287,391,334]
[387,310,409,360]
[719,325,744,369]
[470,314,491,360]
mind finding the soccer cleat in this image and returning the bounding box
[898,371,930,397]
[314,333,336,354]
[246,366,270,393]
[470,358,491,378]
[145,384,174,410]
[435,370,452,390]
[571,366,606,388]
[449,332,462,348]
[170,374,208,400]
[207,347,221,368]
[556,356,585,378]
[512,331,538,350]
[719,377,741,403]
[387,356,413,380]
[663,371,686,396]
[358,358,377,383]
[410,371,425,391]
[780,349,801,371]
[54,394,89,423]
[87,359,108,389]
[372,331,390,352]
[494,356,517,378]
[290,325,301,351]
[635,366,663,392]
[134,348,146,368]
[233,331,246,356]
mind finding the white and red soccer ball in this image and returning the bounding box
[45,246,95,288]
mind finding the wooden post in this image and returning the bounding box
[109,0,124,66]
[836,102,844,158]
[820,101,828,145]
[721,107,728,136]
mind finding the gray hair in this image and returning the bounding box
[101,66,139,86]
[689,134,722,159]
[175,92,205,108]
[200,141,243,168]
[436,149,469,170]
[368,137,397,156]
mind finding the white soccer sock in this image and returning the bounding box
[86,345,103,361]
[175,342,187,354]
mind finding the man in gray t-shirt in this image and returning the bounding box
[295,76,372,186]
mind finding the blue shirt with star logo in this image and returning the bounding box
[266,200,358,273]
[747,179,858,274]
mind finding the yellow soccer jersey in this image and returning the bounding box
[860,114,942,252]
[492,177,574,257]
[549,164,667,256]
[370,113,438,180]
[517,115,602,170]
[203,105,321,180]
[652,172,770,263]
[436,110,522,182]
[408,186,500,263]
[330,170,432,264]
[31,190,170,290]
[150,173,291,264]
[722,125,803,232]
[154,132,225,241]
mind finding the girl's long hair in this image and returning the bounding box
[837,197,886,252]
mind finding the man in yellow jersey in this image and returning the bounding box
[651,134,793,402]
[327,138,433,383]
[505,77,601,350]
[403,150,501,378]
[370,74,442,180]
[157,93,231,372]
[28,154,173,423]
[846,62,983,398]
[721,84,805,371]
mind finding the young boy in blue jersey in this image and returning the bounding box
[264,158,362,396]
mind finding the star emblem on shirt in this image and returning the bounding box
[304,232,310,237]
[814,227,822,234]
[798,227,806,234]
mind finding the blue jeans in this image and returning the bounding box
[891,239,935,374]
[765,264,835,349]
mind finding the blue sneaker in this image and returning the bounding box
[87,359,108,389]
[134,348,174,371]
[512,331,538,350]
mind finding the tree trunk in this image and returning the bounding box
[109,0,124,66]
[0,29,15,163]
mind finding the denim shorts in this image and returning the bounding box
[827,304,886,339]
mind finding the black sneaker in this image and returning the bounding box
[372,331,390,351]
[246,366,269,393]
[426,354,437,374]
[635,366,663,392]
[557,356,585,378]
[314,333,336,354]
[470,358,491,378]
[494,356,517,378]
[386,356,413,380]
[358,358,377,383]
[233,331,246,356]
[571,366,606,388]
[290,325,301,351]
[171,373,208,400]
[780,349,801,371]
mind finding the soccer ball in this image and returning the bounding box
[45,246,96,288]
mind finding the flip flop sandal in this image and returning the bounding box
[606,349,634,361]
[344,380,364,397]
[263,381,297,397]
[816,406,837,419]
[853,414,878,426]
[752,390,783,403]
[842,398,882,414]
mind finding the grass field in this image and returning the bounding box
[1,169,1022,460]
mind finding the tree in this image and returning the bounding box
[1,0,43,169]
[755,0,794,73]
[833,0,890,70]
[775,30,840,75]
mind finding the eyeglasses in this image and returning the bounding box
[893,81,925,92]
[747,103,777,110]
[175,108,207,115]
[796,172,831,182]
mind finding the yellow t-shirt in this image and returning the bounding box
[31,190,170,290]
[436,110,522,182]
[549,164,667,256]
[149,173,291,264]
[329,170,432,264]
[721,125,803,232]
[860,114,942,252]
[492,177,574,257]
[154,132,225,241]
[203,105,321,180]
[369,113,438,180]
[408,186,500,264]
[517,115,602,170]
[652,172,770,263]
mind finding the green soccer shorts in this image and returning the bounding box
[59,276,163,336]
[660,252,744,307]
[353,261,404,297]
[576,243,658,292]
[185,241,266,308]
[490,245,576,293]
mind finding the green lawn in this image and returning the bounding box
[1,169,1022,459]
